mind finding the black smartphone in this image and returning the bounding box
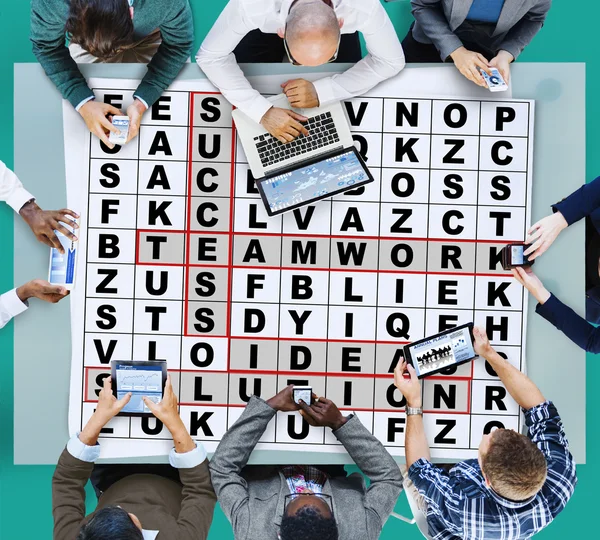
[501,243,534,271]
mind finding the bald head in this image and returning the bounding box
[285,0,341,66]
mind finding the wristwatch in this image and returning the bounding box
[406,406,423,416]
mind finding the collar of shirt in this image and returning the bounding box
[142,530,159,540]
[280,0,343,24]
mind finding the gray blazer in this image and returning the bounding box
[411,0,552,60]
[209,397,403,540]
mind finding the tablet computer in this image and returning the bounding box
[256,147,374,216]
[403,323,476,379]
[110,360,167,416]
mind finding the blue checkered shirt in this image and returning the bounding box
[408,401,577,540]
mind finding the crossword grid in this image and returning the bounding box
[78,87,532,456]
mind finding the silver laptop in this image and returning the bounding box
[233,93,355,179]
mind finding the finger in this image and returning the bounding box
[100,115,120,134]
[469,66,486,86]
[94,127,114,148]
[298,399,320,421]
[407,364,418,381]
[116,392,132,409]
[287,111,309,122]
[54,222,78,242]
[289,118,309,137]
[510,268,523,283]
[476,54,492,70]
[142,396,158,413]
[281,131,295,143]
[103,376,112,392]
[461,68,477,85]
[58,209,80,222]
[46,231,65,253]
[41,283,68,296]
[299,409,318,426]
[104,104,123,116]
[37,235,56,249]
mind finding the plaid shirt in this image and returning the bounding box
[281,465,328,494]
[409,401,577,540]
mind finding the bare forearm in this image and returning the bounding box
[168,420,197,454]
[405,414,431,467]
[483,349,545,410]
[79,415,106,446]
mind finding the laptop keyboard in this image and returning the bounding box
[254,112,340,169]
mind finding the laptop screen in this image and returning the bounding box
[257,148,373,215]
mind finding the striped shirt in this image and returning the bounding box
[408,402,577,539]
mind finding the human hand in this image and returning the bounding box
[472,326,494,358]
[489,50,513,84]
[450,46,491,87]
[126,99,147,143]
[298,396,347,430]
[79,376,131,446]
[512,266,551,304]
[142,375,182,430]
[260,107,309,144]
[16,279,69,304]
[19,202,79,253]
[281,79,319,109]
[524,212,568,260]
[78,100,122,148]
[393,360,422,408]
[266,385,300,412]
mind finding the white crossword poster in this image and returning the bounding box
[64,77,534,459]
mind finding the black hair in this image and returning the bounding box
[77,506,143,540]
[66,0,134,60]
[280,505,339,540]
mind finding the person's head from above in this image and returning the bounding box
[279,492,338,540]
[478,428,547,501]
[77,506,143,540]
[279,0,342,66]
[66,0,135,60]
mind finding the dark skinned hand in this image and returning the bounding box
[298,395,347,430]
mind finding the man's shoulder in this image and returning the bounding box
[340,0,383,15]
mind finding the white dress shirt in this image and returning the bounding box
[0,160,34,214]
[67,433,208,538]
[0,160,35,329]
[197,0,405,124]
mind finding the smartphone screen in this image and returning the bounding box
[511,245,524,265]
[115,363,163,414]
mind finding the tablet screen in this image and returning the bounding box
[259,149,372,214]
[408,325,475,377]
[115,363,163,414]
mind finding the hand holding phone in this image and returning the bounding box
[108,115,130,145]
[481,68,508,92]
[293,386,312,405]
[501,244,534,271]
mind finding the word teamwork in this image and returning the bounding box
[67,80,534,458]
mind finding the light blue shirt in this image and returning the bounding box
[466,0,506,23]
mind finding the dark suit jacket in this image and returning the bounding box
[209,396,404,540]
[52,449,216,540]
[411,0,551,60]
[536,176,600,352]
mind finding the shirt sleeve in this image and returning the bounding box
[552,177,600,226]
[498,0,552,60]
[169,443,207,469]
[312,1,405,106]
[0,160,35,213]
[0,289,29,330]
[536,294,600,353]
[196,0,280,125]
[66,433,101,463]
[524,401,577,516]
[408,458,464,534]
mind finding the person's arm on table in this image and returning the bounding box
[410,0,490,86]
[126,0,194,143]
[393,360,464,532]
[512,267,600,353]
[526,176,600,260]
[143,376,216,539]
[208,386,298,535]
[0,280,69,330]
[283,1,405,108]
[53,377,131,540]
[298,395,403,534]
[196,0,308,144]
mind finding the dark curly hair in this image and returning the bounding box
[66,0,134,60]
[77,506,143,540]
[280,505,339,540]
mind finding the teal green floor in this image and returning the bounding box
[0,1,598,537]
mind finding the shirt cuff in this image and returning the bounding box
[535,293,559,322]
[169,443,207,469]
[75,95,95,112]
[244,95,276,126]
[133,95,149,110]
[312,78,336,108]
[408,457,433,481]
[1,289,29,318]
[524,400,556,426]
[6,186,35,214]
[67,433,101,462]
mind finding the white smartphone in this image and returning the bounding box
[293,386,312,405]
[48,222,79,291]
[108,115,130,145]
[481,68,508,92]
